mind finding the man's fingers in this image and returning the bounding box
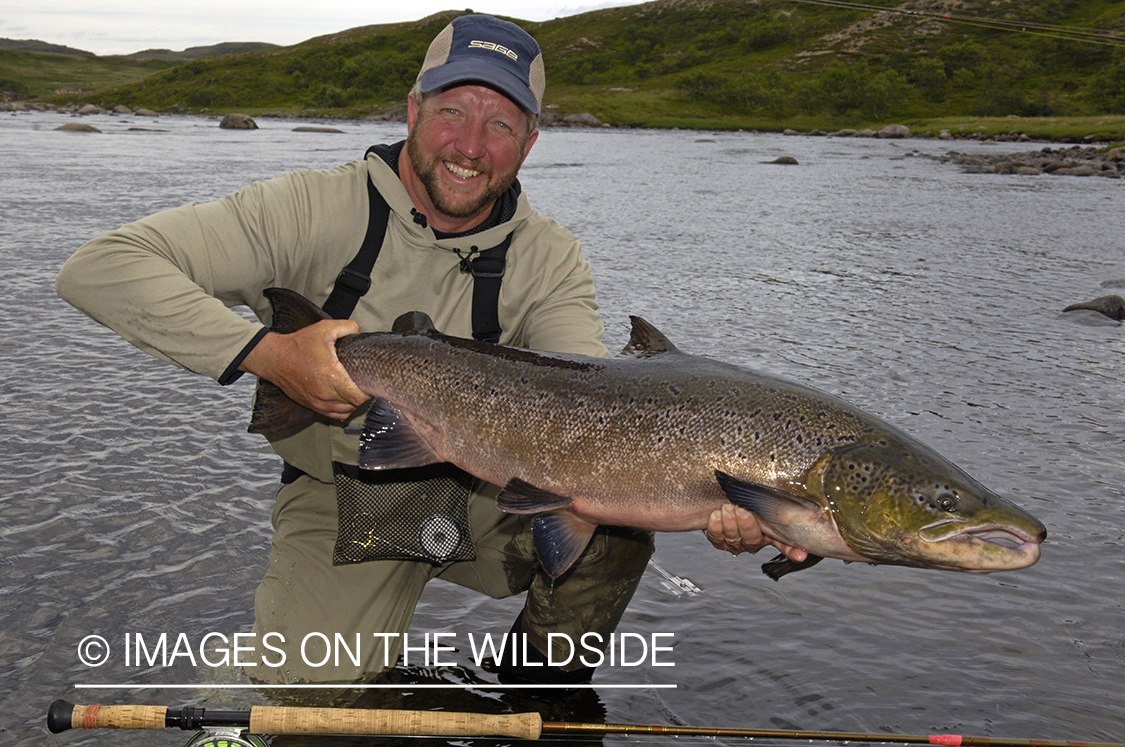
[703,504,810,562]
[240,320,369,417]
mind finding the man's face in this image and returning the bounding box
[404,84,539,233]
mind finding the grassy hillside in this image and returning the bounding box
[6,0,1125,135]
[0,48,175,98]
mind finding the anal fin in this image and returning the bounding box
[532,512,598,579]
[358,399,442,470]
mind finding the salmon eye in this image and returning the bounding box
[937,492,960,512]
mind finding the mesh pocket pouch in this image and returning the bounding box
[332,462,476,565]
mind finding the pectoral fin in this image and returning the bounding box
[532,511,598,579]
[715,471,828,581]
[357,399,442,470]
[761,553,825,581]
[714,470,821,521]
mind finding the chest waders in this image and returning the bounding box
[284,147,512,566]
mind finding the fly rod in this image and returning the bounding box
[48,700,1125,747]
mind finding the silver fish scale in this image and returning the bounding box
[339,331,895,526]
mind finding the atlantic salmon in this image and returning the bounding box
[250,288,1046,580]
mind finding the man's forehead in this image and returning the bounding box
[420,83,533,124]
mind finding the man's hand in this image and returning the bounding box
[704,504,808,562]
[240,321,370,420]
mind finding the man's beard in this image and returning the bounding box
[407,127,521,220]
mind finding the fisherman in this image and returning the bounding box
[56,14,804,685]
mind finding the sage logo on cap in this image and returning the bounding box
[416,14,545,114]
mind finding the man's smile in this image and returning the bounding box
[444,161,482,179]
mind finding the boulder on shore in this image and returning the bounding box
[562,112,602,127]
[220,113,258,130]
[877,124,911,138]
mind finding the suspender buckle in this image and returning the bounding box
[334,267,372,296]
[470,256,506,279]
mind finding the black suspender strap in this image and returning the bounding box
[322,147,511,341]
[469,235,511,344]
[321,175,389,321]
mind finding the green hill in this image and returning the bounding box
[123,42,279,61]
[6,1,1125,136]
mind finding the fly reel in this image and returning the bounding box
[182,728,267,747]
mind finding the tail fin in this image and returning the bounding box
[246,288,330,435]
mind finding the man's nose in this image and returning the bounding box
[453,121,487,162]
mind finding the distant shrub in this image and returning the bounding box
[676,71,725,100]
[804,60,910,118]
[937,41,987,77]
[739,16,791,52]
[1088,58,1125,114]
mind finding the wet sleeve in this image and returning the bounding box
[56,166,364,381]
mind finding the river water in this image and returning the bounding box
[1,110,1123,747]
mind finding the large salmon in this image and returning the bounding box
[250,288,1046,579]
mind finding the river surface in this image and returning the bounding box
[1,110,1123,747]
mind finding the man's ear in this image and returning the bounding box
[520,128,540,165]
[406,92,420,131]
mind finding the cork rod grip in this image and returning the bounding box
[48,701,168,732]
[248,706,542,739]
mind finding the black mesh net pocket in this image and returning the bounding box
[332,462,476,565]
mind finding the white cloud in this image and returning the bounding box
[0,1,644,56]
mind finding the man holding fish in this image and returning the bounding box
[57,14,802,685]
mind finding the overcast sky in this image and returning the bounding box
[0,1,643,56]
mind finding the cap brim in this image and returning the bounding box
[419,61,539,115]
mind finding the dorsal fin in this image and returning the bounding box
[620,315,682,357]
[391,311,438,335]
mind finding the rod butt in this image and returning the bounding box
[47,700,76,734]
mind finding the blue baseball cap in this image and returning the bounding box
[416,14,545,115]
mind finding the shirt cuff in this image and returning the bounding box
[218,327,270,386]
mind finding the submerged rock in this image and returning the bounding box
[220,113,258,130]
[1063,295,1125,321]
[54,122,101,133]
[938,145,1124,178]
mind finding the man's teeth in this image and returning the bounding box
[445,162,481,179]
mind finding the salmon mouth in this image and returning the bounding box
[962,524,1045,549]
[914,521,1044,571]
